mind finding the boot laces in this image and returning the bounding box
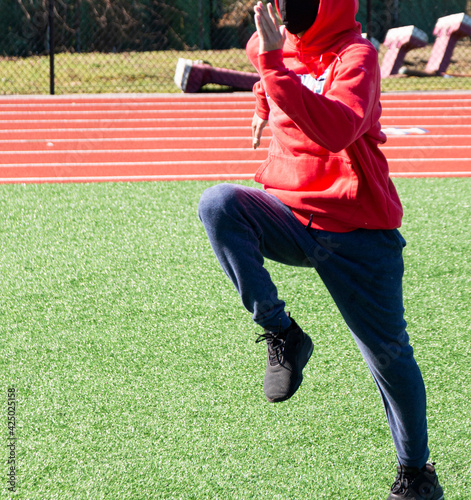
[391,469,412,494]
[391,464,430,495]
[255,330,286,366]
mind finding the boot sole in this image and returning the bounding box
[387,485,444,500]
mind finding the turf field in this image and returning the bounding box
[1,178,470,499]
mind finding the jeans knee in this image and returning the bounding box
[198,183,242,224]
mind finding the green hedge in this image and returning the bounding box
[0,0,212,56]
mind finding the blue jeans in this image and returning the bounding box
[198,183,429,468]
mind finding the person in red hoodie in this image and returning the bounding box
[198,1,443,498]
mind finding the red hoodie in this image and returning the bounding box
[246,0,403,232]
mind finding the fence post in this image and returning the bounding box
[49,0,55,95]
[76,0,82,53]
[366,0,372,40]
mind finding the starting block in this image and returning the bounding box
[425,13,471,74]
[174,58,260,93]
[380,25,428,78]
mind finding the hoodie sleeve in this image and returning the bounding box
[258,44,382,153]
[246,32,271,121]
[252,80,270,121]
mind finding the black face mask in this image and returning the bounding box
[278,0,319,35]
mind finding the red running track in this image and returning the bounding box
[0,92,470,184]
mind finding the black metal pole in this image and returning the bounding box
[49,0,55,95]
[366,0,372,40]
[208,0,214,49]
[76,0,82,53]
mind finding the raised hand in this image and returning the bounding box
[254,2,286,54]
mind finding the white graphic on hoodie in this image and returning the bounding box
[299,67,330,94]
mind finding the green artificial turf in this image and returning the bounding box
[1,178,470,499]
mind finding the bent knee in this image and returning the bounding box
[198,183,245,222]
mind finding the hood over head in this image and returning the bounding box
[275,0,361,58]
[278,0,320,35]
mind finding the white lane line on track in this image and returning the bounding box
[1,123,469,132]
[1,146,470,155]
[0,109,255,117]
[1,134,468,145]
[2,106,471,115]
[0,93,257,101]
[0,136,256,144]
[0,173,256,183]
[381,123,471,129]
[1,98,470,109]
[0,126,251,134]
[3,116,471,126]
[390,172,471,177]
[387,158,471,162]
[0,160,263,168]
[381,145,471,150]
[383,135,471,141]
[0,100,257,108]
[0,117,253,124]
[381,101,471,106]
[0,148,268,155]
[1,158,470,169]
[1,171,470,184]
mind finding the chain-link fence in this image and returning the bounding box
[1,0,471,95]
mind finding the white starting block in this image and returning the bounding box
[425,13,471,74]
[380,25,428,78]
[174,58,260,93]
[174,58,204,93]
